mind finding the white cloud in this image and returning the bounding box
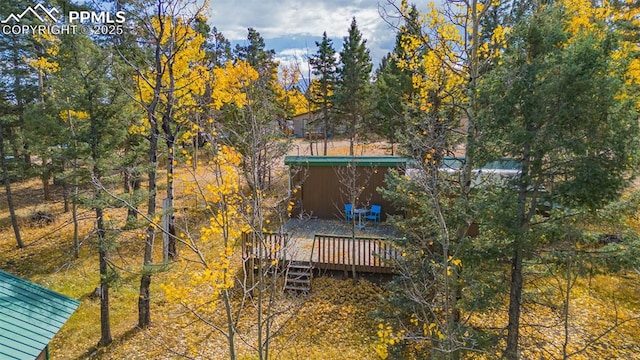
[275,48,309,73]
[208,0,429,67]
[210,0,376,40]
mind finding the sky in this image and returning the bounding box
[208,0,429,72]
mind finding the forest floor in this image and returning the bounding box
[287,138,395,157]
[0,140,638,359]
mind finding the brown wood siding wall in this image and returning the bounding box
[289,165,402,221]
[37,347,47,360]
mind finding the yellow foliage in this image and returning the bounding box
[559,0,611,36]
[448,255,462,267]
[128,121,148,135]
[396,0,515,116]
[210,60,259,109]
[26,31,60,75]
[135,16,207,123]
[161,145,247,314]
[557,0,640,106]
[307,78,330,112]
[276,64,310,116]
[375,323,405,359]
[396,2,467,113]
[59,110,89,121]
[490,25,509,49]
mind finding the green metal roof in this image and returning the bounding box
[407,157,522,171]
[284,155,408,167]
[0,270,80,360]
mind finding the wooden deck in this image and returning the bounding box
[242,219,402,274]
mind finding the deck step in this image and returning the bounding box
[289,268,311,276]
[284,261,313,293]
[288,261,313,268]
[283,285,311,292]
[288,266,311,271]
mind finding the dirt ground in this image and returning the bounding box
[287,137,466,157]
[287,138,396,156]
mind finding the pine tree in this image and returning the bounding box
[476,2,640,357]
[234,28,277,83]
[335,18,372,156]
[0,93,23,248]
[309,31,337,155]
[370,39,411,155]
[207,27,233,68]
[51,30,131,347]
[0,0,46,248]
[377,0,509,356]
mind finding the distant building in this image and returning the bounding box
[291,111,321,138]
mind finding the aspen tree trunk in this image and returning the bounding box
[162,46,178,260]
[162,120,177,260]
[137,0,165,326]
[138,121,158,328]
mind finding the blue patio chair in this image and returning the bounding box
[365,204,381,226]
[344,203,353,222]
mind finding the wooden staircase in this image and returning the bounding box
[284,261,313,293]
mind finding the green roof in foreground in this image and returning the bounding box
[0,270,80,360]
[284,155,408,167]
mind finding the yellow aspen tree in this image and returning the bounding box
[135,15,207,258]
[127,0,209,329]
[276,63,310,119]
[210,60,259,110]
[226,29,298,360]
[161,145,247,359]
[26,32,60,82]
[160,59,258,359]
[379,0,508,358]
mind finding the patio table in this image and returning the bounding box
[354,208,368,229]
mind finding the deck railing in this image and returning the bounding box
[242,232,288,262]
[242,231,401,274]
[313,233,399,273]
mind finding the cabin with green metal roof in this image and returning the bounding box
[0,270,80,360]
[285,156,408,221]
